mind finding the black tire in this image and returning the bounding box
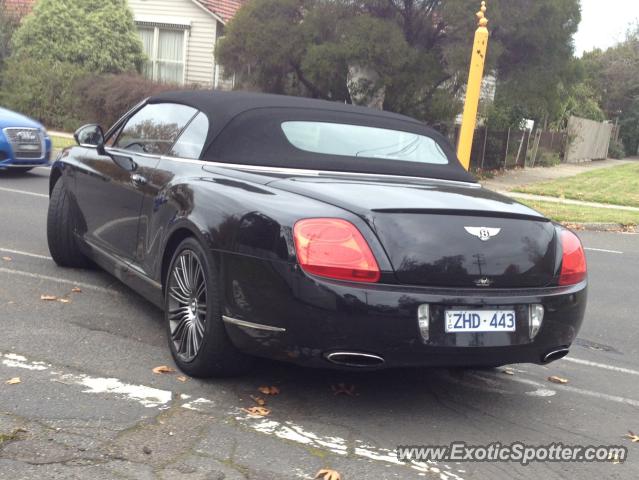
[46,180,91,268]
[165,237,253,377]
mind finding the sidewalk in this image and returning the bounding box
[494,191,639,212]
[481,158,638,212]
[480,158,634,192]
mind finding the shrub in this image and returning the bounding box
[1,59,202,131]
[608,138,626,159]
[535,149,562,168]
[75,74,198,130]
[11,0,144,74]
[0,58,87,130]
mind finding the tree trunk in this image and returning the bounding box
[347,64,385,110]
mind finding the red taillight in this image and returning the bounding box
[293,218,381,283]
[559,229,587,285]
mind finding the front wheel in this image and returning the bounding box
[46,180,91,268]
[165,237,253,377]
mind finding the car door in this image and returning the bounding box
[136,111,211,278]
[74,102,199,262]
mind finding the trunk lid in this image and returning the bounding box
[269,176,558,288]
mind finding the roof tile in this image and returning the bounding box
[194,0,244,23]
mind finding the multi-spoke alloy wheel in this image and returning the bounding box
[164,238,253,377]
[167,249,207,362]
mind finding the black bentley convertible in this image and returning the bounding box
[47,91,587,377]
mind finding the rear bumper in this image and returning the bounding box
[222,255,587,369]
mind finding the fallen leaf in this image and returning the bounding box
[258,385,280,396]
[331,383,356,396]
[502,368,515,376]
[58,298,71,304]
[152,365,175,374]
[315,468,341,480]
[243,406,270,417]
[250,395,266,406]
[5,377,21,385]
[2,256,12,261]
[71,287,82,293]
[40,295,58,301]
[176,376,188,382]
[626,431,639,443]
[547,375,569,385]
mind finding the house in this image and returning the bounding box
[3,0,35,18]
[127,0,244,89]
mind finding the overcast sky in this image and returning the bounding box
[574,0,639,55]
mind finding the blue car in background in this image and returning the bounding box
[0,107,52,172]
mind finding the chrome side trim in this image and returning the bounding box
[222,315,286,333]
[84,239,162,290]
[156,154,481,188]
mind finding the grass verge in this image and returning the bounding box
[50,134,75,150]
[514,162,639,208]
[521,200,639,226]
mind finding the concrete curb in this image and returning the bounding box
[47,130,74,139]
[497,191,639,212]
[563,222,638,233]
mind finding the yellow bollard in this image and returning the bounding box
[457,1,490,171]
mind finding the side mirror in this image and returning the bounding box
[74,124,107,155]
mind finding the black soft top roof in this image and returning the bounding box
[149,90,476,183]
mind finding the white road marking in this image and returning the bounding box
[0,267,118,294]
[525,388,556,397]
[0,186,48,198]
[477,372,639,408]
[584,247,623,254]
[564,357,639,376]
[0,247,52,260]
[1,352,171,409]
[73,375,172,409]
[241,416,464,479]
[0,351,466,480]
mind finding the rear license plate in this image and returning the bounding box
[445,309,516,333]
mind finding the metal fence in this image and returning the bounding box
[448,126,567,171]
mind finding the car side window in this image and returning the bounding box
[169,112,209,159]
[113,103,198,155]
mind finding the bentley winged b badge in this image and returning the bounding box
[464,226,501,242]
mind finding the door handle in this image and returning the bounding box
[131,174,147,187]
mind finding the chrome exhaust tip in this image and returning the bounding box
[325,351,385,368]
[542,348,570,363]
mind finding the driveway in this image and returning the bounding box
[1,167,638,479]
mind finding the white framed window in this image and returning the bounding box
[138,23,189,84]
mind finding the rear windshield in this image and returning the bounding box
[281,121,449,165]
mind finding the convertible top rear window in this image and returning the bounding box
[148,91,477,183]
[281,121,449,165]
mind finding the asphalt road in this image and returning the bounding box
[1,167,638,480]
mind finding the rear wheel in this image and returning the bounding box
[46,180,91,268]
[165,237,253,377]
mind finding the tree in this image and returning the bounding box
[582,26,639,154]
[0,0,23,71]
[218,0,581,129]
[11,0,144,74]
